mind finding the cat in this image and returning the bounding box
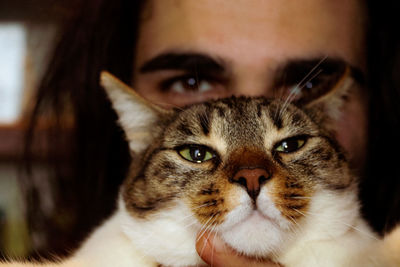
[2,70,400,267]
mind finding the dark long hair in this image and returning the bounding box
[361,0,400,233]
[22,0,145,257]
[21,0,399,258]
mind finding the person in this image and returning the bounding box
[20,0,399,266]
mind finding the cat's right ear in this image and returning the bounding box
[100,71,170,153]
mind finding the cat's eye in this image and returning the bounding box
[178,145,215,163]
[274,137,307,153]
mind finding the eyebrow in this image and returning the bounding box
[274,57,365,87]
[139,52,226,74]
[139,53,365,87]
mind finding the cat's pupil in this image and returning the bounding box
[190,147,206,161]
[282,140,298,152]
[275,136,306,153]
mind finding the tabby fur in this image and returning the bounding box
[2,71,399,267]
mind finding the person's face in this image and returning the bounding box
[132,0,368,170]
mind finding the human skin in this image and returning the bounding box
[196,232,282,267]
[132,0,367,266]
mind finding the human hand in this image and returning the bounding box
[196,232,282,267]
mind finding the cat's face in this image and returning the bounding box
[101,70,355,257]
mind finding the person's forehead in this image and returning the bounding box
[137,0,366,71]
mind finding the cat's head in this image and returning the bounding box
[101,69,357,258]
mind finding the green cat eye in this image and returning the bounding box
[275,137,306,153]
[178,145,215,163]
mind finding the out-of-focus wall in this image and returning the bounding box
[0,0,74,258]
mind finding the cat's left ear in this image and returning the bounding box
[299,66,356,125]
[100,71,171,153]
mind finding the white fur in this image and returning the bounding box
[109,91,158,153]
[278,188,378,267]
[119,199,205,267]
[73,197,205,267]
[218,185,380,266]
[73,210,156,267]
[219,186,291,256]
[101,72,161,153]
[71,184,379,267]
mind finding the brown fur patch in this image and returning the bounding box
[267,172,314,221]
[188,175,240,226]
[224,147,276,177]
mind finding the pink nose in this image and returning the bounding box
[231,168,271,201]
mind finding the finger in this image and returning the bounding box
[196,232,281,267]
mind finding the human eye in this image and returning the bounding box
[283,71,339,100]
[134,72,230,108]
[273,58,351,103]
[160,74,224,94]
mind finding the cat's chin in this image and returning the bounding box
[220,210,287,257]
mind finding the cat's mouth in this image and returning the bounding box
[219,191,288,230]
[248,209,274,222]
[212,186,295,256]
[218,207,287,257]
[238,208,283,230]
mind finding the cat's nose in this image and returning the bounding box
[231,168,271,201]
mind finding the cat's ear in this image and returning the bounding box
[100,71,170,153]
[299,66,355,126]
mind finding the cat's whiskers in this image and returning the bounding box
[197,222,219,267]
[298,69,323,91]
[339,221,379,240]
[269,246,283,263]
[292,208,379,241]
[287,215,301,230]
[289,196,312,199]
[184,202,217,214]
[278,68,323,119]
[158,202,216,226]
[278,86,299,118]
[195,219,218,265]
[276,56,327,120]
[172,202,221,229]
[210,228,219,267]
[181,217,200,231]
[196,215,218,243]
[139,205,209,236]
[296,55,327,88]
[197,230,211,262]
[285,215,304,247]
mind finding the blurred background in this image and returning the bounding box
[0,0,75,258]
